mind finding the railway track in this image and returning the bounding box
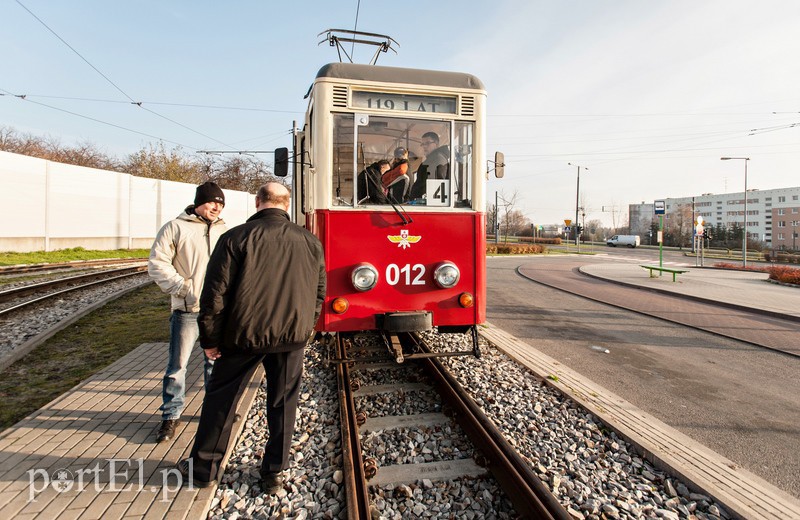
[0,264,147,314]
[0,257,146,276]
[0,264,150,371]
[211,329,746,518]
[332,331,570,519]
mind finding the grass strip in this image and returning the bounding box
[0,282,170,430]
[0,247,150,266]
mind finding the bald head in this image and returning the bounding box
[256,181,291,212]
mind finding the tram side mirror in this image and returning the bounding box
[274,147,289,177]
[494,151,505,178]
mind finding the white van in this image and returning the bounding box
[607,235,640,248]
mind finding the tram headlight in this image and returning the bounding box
[433,262,460,288]
[351,263,378,292]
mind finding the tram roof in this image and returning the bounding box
[315,63,485,91]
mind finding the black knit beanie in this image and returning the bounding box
[194,182,225,206]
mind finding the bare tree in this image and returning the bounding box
[0,126,118,170]
[497,190,522,242]
[584,218,604,241]
[504,209,530,236]
[124,142,203,184]
[207,155,273,193]
[666,203,693,248]
[1,125,267,192]
[485,203,498,236]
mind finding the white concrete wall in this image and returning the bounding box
[0,150,255,252]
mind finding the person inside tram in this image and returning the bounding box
[382,147,410,202]
[408,131,450,201]
[356,159,390,204]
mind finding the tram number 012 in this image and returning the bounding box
[386,263,426,286]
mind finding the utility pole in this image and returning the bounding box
[568,163,587,246]
[692,197,697,253]
[495,191,499,244]
[721,157,750,267]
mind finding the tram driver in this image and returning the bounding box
[408,131,450,201]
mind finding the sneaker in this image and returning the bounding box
[155,419,180,443]
[177,459,217,488]
[259,471,284,494]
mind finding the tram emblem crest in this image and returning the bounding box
[387,229,421,249]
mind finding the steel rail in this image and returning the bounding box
[334,334,371,519]
[0,266,146,304]
[0,269,147,317]
[403,332,572,520]
[0,258,146,275]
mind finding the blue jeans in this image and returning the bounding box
[160,310,214,420]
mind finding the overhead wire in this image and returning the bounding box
[351,0,361,60]
[14,0,241,151]
[0,87,194,149]
[14,0,133,104]
[0,93,304,116]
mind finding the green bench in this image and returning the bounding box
[640,265,689,282]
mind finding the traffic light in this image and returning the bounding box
[576,225,583,235]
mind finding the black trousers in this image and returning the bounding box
[188,348,304,483]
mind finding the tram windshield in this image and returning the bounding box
[331,114,474,209]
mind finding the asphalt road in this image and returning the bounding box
[486,254,800,499]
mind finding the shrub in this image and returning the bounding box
[712,262,800,285]
[767,265,800,285]
[518,237,562,245]
[712,262,768,272]
[486,243,545,255]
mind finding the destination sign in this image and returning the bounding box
[351,90,457,114]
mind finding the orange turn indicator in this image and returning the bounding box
[331,298,349,314]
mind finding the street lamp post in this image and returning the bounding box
[568,162,587,246]
[721,157,750,267]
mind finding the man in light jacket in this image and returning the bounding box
[148,181,227,443]
[177,181,325,493]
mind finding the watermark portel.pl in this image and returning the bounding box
[27,458,196,502]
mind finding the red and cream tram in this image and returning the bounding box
[276,62,498,355]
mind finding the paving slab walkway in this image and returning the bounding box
[0,342,260,520]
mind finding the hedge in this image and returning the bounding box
[486,243,545,255]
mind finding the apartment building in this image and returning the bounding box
[772,206,800,251]
[629,186,800,249]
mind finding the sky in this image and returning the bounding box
[2,0,799,228]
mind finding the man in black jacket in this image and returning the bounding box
[178,181,326,493]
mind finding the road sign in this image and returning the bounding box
[654,200,665,215]
[564,219,572,226]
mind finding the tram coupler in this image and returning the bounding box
[381,332,405,363]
